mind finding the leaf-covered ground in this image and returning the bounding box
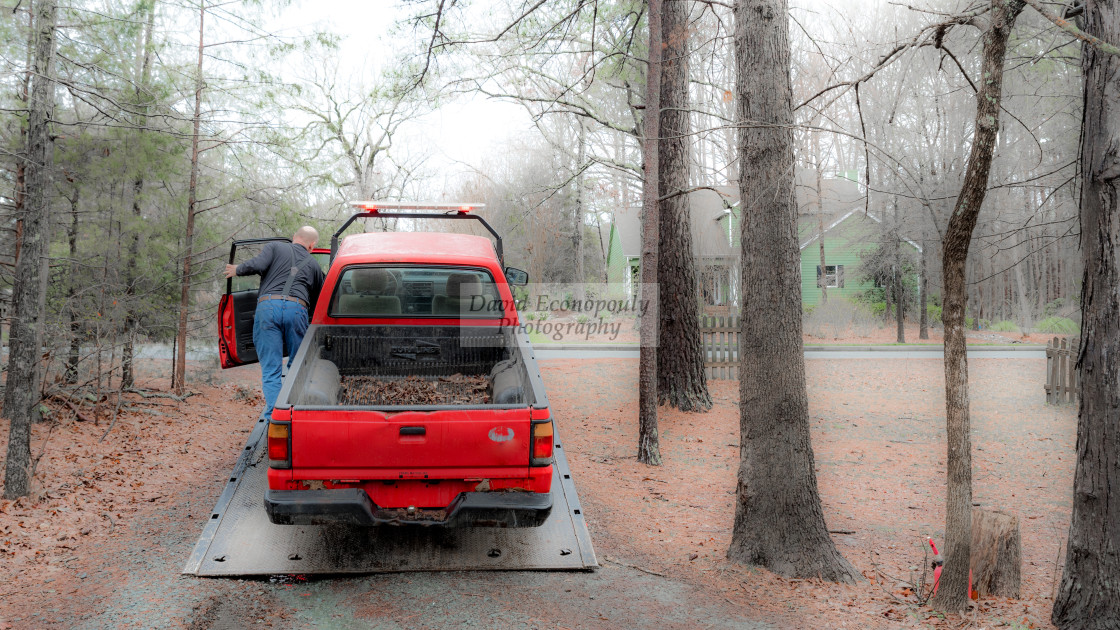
[0,355,1073,629]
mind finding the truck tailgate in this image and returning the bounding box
[290,408,531,476]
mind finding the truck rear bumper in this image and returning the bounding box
[264,488,553,528]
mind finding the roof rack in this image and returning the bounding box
[332,201,502,264]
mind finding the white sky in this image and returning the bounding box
[266,1,532,181]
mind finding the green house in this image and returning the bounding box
[797,209,923,308]
[604,170,922,309]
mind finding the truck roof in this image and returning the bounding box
[335,232,499,268]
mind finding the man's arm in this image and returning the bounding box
[223,242,277,278]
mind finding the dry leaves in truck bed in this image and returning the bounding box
[339,374,490,405]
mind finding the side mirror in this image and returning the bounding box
[504,267,529,286]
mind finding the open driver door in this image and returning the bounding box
[218,238,329,368]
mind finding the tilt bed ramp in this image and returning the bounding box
[182,411,598,576]
[188,203,596,575]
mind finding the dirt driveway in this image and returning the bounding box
[0,356,1074,629]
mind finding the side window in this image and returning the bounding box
[231,243,270,293]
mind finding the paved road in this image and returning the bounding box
[533,345,1046,360]
[114,343,1046,362]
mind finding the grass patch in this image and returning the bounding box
[1036,316,1079,335]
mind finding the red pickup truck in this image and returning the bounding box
[218,206,553,527]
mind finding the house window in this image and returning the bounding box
[701,265,730,306]
[817,264,845,289]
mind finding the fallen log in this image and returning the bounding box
[64,401,94,423]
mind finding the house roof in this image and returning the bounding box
[798,209,923,253]
[608,170,881,259]
[611,185,738,259]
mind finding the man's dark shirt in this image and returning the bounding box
[237,241,326,310]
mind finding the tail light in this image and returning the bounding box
[268,421,291,469]
[530,420,553,466]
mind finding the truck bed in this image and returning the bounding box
[275,324,543,411]
[338,374,491,406]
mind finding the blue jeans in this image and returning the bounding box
[253,299,308,416]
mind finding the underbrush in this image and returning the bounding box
[988,320,1019,333]
[803,299,881,339]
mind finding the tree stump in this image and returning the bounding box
[970,508,1021,598]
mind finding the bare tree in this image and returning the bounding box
[3,0,58,499]
[121,1,157,390]
[728,0,857,582]
[1052,1,1120,626]
[172,0,208,394]
[638,0,663,466]
[931,0,1024,611]
[658,0,711,412]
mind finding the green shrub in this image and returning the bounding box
[525,312,536,321]
[989,320,1020,333]
[1036,316,1079,335]
[576,314,589,324]
[867,301,886,318]
[537,312,549,322]
[965,316,975,329]
[927,304,942,325]
[1043,297,1073,318]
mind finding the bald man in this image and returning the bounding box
[224,226,326,415]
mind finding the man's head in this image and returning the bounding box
[292,226,319,251]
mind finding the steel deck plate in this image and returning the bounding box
[183,415,598,576]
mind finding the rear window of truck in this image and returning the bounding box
[329,266,505,318]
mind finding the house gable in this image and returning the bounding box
[798,210,922,308]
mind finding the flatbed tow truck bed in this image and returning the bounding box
[182,412,598,576]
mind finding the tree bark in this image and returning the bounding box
[816,157,828,305]
[573,118,587,298]
[122,2,156,391]
[894,196,905,343]
[65,188,81,384]
[970,508,1021,599]
[637,0,662,466]
[728,0,858,582]
[1052,1,1120,626]
[919,225,929,339]
[173,0,206,394]
[657,0,711,413]
[930,0,1023,612]
[3,0,58,499]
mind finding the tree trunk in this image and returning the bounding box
[728,0,858,582]
[930,0,1023,611]
[3,0,58,500]
[894,197,905,343]
[657,0,711,413]
[65,189,81,384]
[816,155,828,305]
[919,226,929,339]
[637,0,662,466]
[4,6,35,371]
[572,118,587,298]
[122,3,157,391]
[173,0,206,395]
[1052,1,1120,626]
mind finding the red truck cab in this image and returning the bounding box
[220,207,553,527]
